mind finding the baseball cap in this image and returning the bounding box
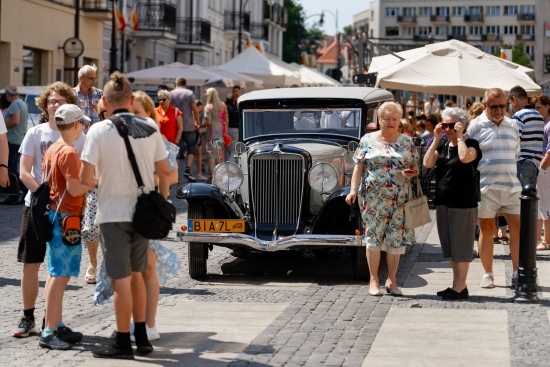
[5,85,18,95]
[55,104,91,125]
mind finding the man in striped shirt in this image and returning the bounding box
[465,88,521,289]
[509,85,545,187]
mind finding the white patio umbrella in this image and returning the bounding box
[126,62,232,87]
[368,40,541,96]
[206,66,264,89]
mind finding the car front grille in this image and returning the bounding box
[250,153,305,233]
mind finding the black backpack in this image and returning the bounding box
[30,180,53,244]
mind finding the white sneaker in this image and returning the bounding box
[130,324,160,342]
[480,274,495,288]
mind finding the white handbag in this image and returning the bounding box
[404,178,431,229]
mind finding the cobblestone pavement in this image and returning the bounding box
[2,189,550,366]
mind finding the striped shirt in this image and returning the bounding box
[513,105,544,167]
[465,111,521,193]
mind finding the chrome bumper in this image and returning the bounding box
[177,231,362,251]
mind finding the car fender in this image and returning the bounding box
[176,182,235,218]
[311,186,360,233]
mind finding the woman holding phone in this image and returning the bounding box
[346,102,419,297]
[423,107,481,300]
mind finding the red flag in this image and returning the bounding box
[127,4,138,31]
[114,0,126,32]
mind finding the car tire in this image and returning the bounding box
[351,246,370,281]
[188,202,208,279]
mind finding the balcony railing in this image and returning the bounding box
[481,34,500,42]
[413,35,433,43]
[517,13,535,21]
[516,34,535,41]
[81,0,109,11]
[137,1,177,33]
[176,18,211,46]
[447,34,467,41]
[464,14,484,22]
[397,16,417,23]
[265,2,287,28]
[224,11,250,32]
[430,15,450,22]
[250,22,268,40]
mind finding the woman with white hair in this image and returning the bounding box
[155,89,183,146]
[201,88,228,181]
[346,102,419,297]
[423,107,482,300]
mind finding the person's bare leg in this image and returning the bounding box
[385,253,400,290]
[366,249,380,290]
[131,272,147,324]
[544,219,550,243]
[538,219,544,242]
[85,240,99,269]
[112,276,133,332]
[21,263,41,310]
[208,156,216,178]
[196,146,203,175]
[44,276,69,330]
[478,218,496,274]
[186,153,195,174]
[141,249,159,328]
[451,260,469,292]
[503,213,520,273]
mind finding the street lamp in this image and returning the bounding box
[237,0,250,53]
[320,9,340,80]
[297,13,324,63]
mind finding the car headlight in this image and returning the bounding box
[213,162,244,192]
[308,162,338,193]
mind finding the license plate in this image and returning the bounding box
[188,219,245,233]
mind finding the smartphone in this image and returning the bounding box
[403,169,417,175]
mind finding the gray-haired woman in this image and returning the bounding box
[423,107,482,300]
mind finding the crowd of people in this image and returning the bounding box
[1,69,549,357]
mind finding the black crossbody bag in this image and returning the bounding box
[110,115,176,239]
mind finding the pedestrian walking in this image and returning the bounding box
[423,107,482,300]
[533,95,550,250]
[0,112,8,188]
[156,89,183,145]
[202,88,228,181]
[345,102,419,297]
[465,87,521,288]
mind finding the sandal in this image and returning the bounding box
[537,241,550,251]
[85,266,97,284]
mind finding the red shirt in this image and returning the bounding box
[156,105,182,144]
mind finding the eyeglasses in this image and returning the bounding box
[48,99,67,106]
[488,104,506,110]
[84,76,97,81]
[158,98,167,102]
[441,122,456,129]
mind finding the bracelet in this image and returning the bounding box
[457,138,464,142]
[0,164,7,169]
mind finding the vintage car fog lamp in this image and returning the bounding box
[213,162,244,192]
[308,162,338,193]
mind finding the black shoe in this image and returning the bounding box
[442,287,469,300]
[436,287,453,297]
[57,325,83,344]
[136,342,153,355]
[93,342,134,360]
[39,331,72,350]
[183,172,196,182]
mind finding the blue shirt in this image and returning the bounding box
[465,111,521,193]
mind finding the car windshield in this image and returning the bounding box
[242,108,363,140]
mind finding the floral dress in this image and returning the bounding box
[204,103,228,160]
[353,133,419,254]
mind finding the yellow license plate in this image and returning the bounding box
[188,220,245,233]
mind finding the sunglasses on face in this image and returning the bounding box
[488,104,506,110]
[158,98,167,102]
[441,122,456,129]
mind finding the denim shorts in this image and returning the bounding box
[179,131,197,156]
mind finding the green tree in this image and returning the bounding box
[494,40,532,67]
[343,25,352,36]
[282,0,326,63]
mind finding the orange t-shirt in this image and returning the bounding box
[42,141,86,216]
[156,105,183,144]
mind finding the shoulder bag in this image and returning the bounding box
[110,115,176,239]
[404,177,431,229]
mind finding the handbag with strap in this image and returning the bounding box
[110,115,176,239]
[404,177,431,229]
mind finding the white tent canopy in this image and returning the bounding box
[368,40,541,96]
[266,55,342,87]
[126,62,232,87]
[205,66,264,88]
[219,47,300,87]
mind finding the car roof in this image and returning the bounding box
[0,86,45,95]
[238,87,393,106]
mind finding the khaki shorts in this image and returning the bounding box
[99,222,148,280]
[478,188,520,218]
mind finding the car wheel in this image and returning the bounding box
[351,246,370,281]
[187,202,208,279]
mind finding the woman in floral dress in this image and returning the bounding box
[346,102,419,296]
[202,88,228,179]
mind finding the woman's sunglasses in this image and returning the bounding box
[158,98,167,102]
[441,122,456,129]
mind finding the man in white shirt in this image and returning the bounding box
[0,113,8,188]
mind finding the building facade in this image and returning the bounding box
[351,0,550,85]
[0,0,287,89]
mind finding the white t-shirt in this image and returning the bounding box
[19,123,86,207]
[81,113,167,225]
[0,113,6,134]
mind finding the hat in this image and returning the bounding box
[55,104,91,125]
[5,85,18,95]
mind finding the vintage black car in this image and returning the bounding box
[176,87,394,280]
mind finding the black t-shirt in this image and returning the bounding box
[434,138,482,208]
[227,102,239,129]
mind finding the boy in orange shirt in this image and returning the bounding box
[39,104,96,350]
